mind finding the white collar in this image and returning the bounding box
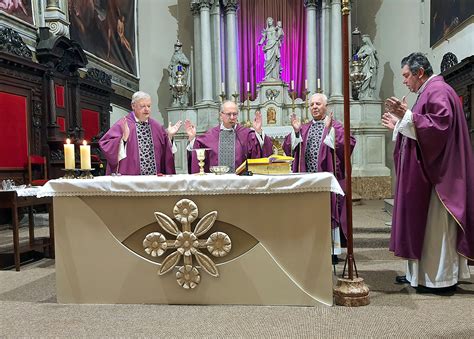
[133,113,149,124]
[220,123,235,131]
[312,116,327,124]
[417,74,436,95]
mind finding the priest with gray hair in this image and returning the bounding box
[100,91,182,175]
[184,100,273,173]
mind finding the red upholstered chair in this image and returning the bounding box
[28,155,48,186]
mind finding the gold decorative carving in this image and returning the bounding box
[266,106,277,124]
[143,199,232,289]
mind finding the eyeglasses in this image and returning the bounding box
[221,112,239,117]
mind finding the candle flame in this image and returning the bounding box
[83,140,87,146]
[66,138,71,144]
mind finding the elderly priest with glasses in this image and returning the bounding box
[184,100,273,174]
[99,91,181,175]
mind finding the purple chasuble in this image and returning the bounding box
[99,112,176,175]
[390,76,474,260]
[188,124,273,174]
[283,120,356,237]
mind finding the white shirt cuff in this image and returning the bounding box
[291,129,302,151]
[323,127,335,149]
[118,139,127,161]
[186,138,196,151]
[252,128,265,147]
[396,110,417,140]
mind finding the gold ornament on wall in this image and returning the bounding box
[143,199,232,289]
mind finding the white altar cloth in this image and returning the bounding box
[38,172,343,197]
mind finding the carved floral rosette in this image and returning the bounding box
[143,199,232,289]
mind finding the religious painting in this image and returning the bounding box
[68,0,137,75]
[430,0,474,46]
[266,106,276,124]
[0,0,34,25]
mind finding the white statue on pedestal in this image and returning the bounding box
[258,17,284,81]
[355,34,379,100]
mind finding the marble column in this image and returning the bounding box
[210,2,222,101]
[191,2,202,103]
[199,0,214,102]
[45,0,68,36]
[330,0,343,98]
[223,0,239,96]
[321,0,331,94]
[305,0,318,94]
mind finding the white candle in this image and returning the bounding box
[317,78,321,90]
[221,82,225,93]
[246,82,250,92]
[291,80,294,90]
[80,140,91,170]
[305,79,308,90]
[64,138,75,170]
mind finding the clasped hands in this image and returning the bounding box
[381,96,408,131]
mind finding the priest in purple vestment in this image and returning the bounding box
[282,93,356,262]
[184,101,273,174]
[383,53,473,292]
[99,91,180,175]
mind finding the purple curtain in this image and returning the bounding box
[237,0,307,98]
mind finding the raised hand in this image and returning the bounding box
[385,96,408,119]
[382,112,399,130]
[290,113,301,133]
[167,120,182,139]
[184,119,196,141]
[121,117,130,142]
[325,111,334,129]
[253,111,263,133]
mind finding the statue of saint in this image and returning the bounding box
[258,17,284,81]
[355,34,379,99]
[168,40,190,107]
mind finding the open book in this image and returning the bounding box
[235,155,294,175]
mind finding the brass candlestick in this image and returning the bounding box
[62,169,76,179]
[244,90,252,128]
[79,168,94,179]
[304,89,310,123]
[231,92,239,104]
[290,90,296,114]
[219,91,226,103]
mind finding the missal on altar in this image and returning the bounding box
[235,155,294,175]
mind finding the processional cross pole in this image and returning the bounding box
[333,0,370,307]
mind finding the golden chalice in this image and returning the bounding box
[194,148,209,175]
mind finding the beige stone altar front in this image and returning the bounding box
[38,173,343,306]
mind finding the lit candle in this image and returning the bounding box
[64,138,75,170]
[80,140,91,170]
[221,82,225,93]
[317,78,321,90]
[246,82,250,92]
[305,79,308,90]
[291,80,294,90]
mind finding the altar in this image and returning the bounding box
[38,173,343,306]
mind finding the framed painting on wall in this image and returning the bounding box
[0,0,34,25]
[430,0,474,47]
[68,0,137,76]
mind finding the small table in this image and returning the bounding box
[0,190,54,271]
